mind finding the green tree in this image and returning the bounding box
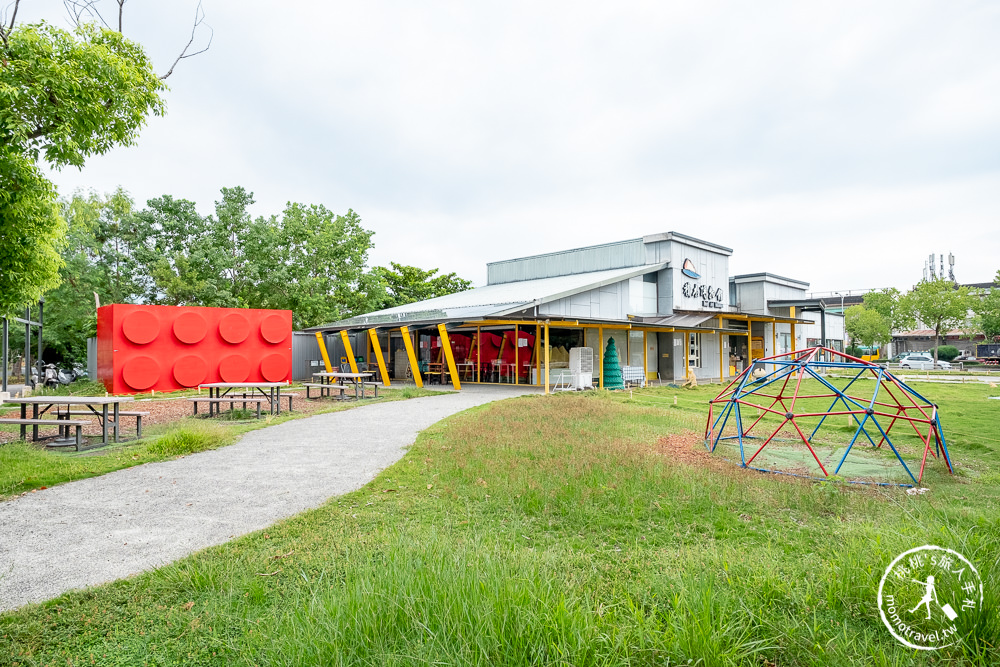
[0,151,65,314]
[368,262,473,311]
[862,287,914,332]
[844,305,891,352]
[271,202,374,328]
[0,17,166,314]
[902,278,975,363]
[971,270,1000,342]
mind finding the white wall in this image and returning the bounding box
[540,279,630,319]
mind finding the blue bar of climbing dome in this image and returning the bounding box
[808,366,876,445]
[934,413,953,472]
[834,372,884,474]
[802,366,869,412]
[711,364,759,438]
[868,413,918,484]
[737,363,797,398]
[734,395,747,465]
[882,371,936,406]
[712,399,736,453]
[834,412,869,474]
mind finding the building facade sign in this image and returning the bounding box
[681,281,724,309]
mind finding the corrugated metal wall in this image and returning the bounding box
[486,238,645,285]
[291,332,322,380]
[87,337,97,381]
[292,331,369,379]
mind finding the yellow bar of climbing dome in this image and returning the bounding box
[315,332,333,373]
[399,326,423,388]
[340,330,359,374]
[437,323,461,390]
[367,329,391,387]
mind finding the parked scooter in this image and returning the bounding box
[31,363,76,388]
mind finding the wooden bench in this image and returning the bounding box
[56,410,151,438]
[230,392,299,411]
[0,418,91,449]
[187,397,266,418]
[358,382,381,398]
[302,383,349,399]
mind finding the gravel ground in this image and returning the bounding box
[0,386,536,611]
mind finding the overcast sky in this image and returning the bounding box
[18,1,1000,293]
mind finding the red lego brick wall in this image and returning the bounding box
[96,305,292,394]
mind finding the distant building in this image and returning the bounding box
[308,232,844,389]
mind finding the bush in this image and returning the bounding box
[931,345,960,362]
[845,345,865,357]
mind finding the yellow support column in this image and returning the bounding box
[790,306,797,352]
[684,331,689,375]
[437,323,461,390]
[514,325,519,385]
[534,324,541,386]
[368,329,391,387]
[340,331,359,374]
[399,326,423,388]
[544,321,550,394]
[315,332,333,373]
[598,325,604,389]
[718,316,724,383]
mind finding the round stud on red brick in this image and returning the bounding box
[219,354,250,382]
[260,353,288,382]
[173,355,208,387]
[219,313,250,344]
[260,314,288,344]
[173,311,208,344]
[121,310,160,345]
[122,356,160,390]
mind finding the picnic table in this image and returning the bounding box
[310,372,375,399]
[196,382,289,417]
[1,395,136,448]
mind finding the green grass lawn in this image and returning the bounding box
[1,381,997,666]
[0,385,442,499]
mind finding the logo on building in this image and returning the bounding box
[877,545,983,650]
[681,258,700,279]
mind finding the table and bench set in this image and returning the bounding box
[0,395,145,451]
[1,373,384,451]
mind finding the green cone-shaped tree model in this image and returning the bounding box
[603,337,624,390]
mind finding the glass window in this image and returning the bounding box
[688,332,701,368]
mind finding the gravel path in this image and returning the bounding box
[0,387,534,612]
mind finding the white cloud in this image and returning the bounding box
[26,0,999,295]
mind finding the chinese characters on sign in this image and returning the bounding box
[682,282,723,309]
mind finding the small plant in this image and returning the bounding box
[930,345,960,362]
[219,408,257,421]
[143,423,229,458]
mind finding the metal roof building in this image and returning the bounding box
[307,232,838,391]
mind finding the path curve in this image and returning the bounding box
[0,387,533,612]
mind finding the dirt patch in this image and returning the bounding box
[654,430,723,469]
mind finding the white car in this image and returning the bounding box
[898,353,952,370]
